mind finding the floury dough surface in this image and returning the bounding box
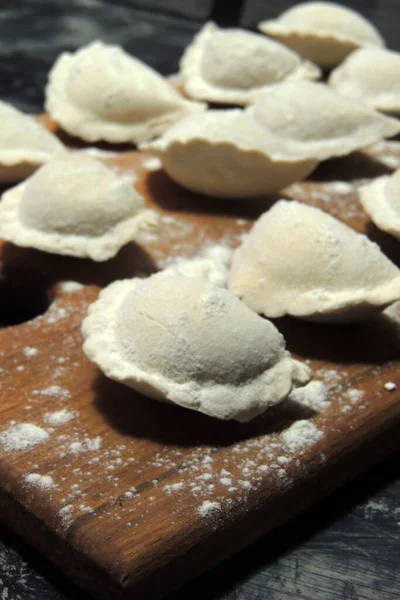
[82,272,311,422]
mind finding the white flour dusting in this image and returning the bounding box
[198,500,221,517]
[68,436,102,454]
[36,385,71,399]
[0,423,49,451]
[24,473,55,490]
[44,409,76,426]
[282,420,323,452]
[23,346,38,358]
[163,244,233,287]
[384,382,397,391]
[289,381,331,411]
[61,281,84,293]
[343,389,365,403]
[142,156,162,171]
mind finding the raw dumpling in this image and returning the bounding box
[179,22,320,106]
[359,169,400,239]
[0,154,157,261]
[141,110,318,199]
[0,100,64,183]
[45,40,205,144]
[329,48,400,114]
[228,200,400,322]
[246,81,400,161]
[82,271,312,422]
[258,2,384,68]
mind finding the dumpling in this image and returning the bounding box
[359,169,400,239]
[179,22,320,106]
[246,81,400,161]
[81,271,312,422]
[228,200,400,323]
[0,154,157,261]
[141,110,318,199]
[0,100,64,183]
[45,40,205,144]
[329,48,400,114]
[258,2,384,68]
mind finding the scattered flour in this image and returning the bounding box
[163,244,233,287]
[384,382,397,391]
[68,436,102,454]
[198,500,221,517]
[60,281,84,293]
[282,420,323,452]
[23,346,38,358]
[289,380,331,411]
[343,388,365,403]
[164,482,185,494]
[323,181,354,194]
[24,473,55,490]
[44,409,76,426]
[79,147,118,158]
[36,385,71,399]
[142,156,162,171]
[0,423,49,451]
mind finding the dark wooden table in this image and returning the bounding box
[0,1,399,599]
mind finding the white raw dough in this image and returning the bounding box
[180,22,320,106]
[329,48,400,114]
[141,109,318,199]
[258,1,384,68]
[45,40,205,144]
[0,100,64,183]
[0,154,157,261]
[359,169,400,239]
[246,81,400,161]
[82,272,312,422]
[228,200,400,322]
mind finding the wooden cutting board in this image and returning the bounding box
[0,121,400,600]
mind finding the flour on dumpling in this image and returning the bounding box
[82,272,311,422]
[141,109,318,199]
[259,1,384,68]
[246,81,400,161]
[0,100,64,183]
[0,154,157,261]
[359,169,400,240]
[229,200,400,322]
[180,22,320,105]
[329,48,400,114]
[45,41,205,144]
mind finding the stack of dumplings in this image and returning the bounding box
[0,1,400,422]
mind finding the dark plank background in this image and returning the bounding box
[0,1,399,599]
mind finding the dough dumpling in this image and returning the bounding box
[246,81,400,161]
[45,41,205,144]
[229,200,400,322]
[359,169,400,240]
[0,154,157,261]
[258,2,384,68]
[179,22,320,106]
[0,100,64,183]
[141,110,318,199]
[329,48,400,114]
[82,272,311,422]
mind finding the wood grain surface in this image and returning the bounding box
[0,120,399,599]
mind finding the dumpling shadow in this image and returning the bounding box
[275,313,400,364]
[366,221,400,268]
[92,372,315,448]
[0,241,157,289]
[309,151,393,183]
[145,169,279,220]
